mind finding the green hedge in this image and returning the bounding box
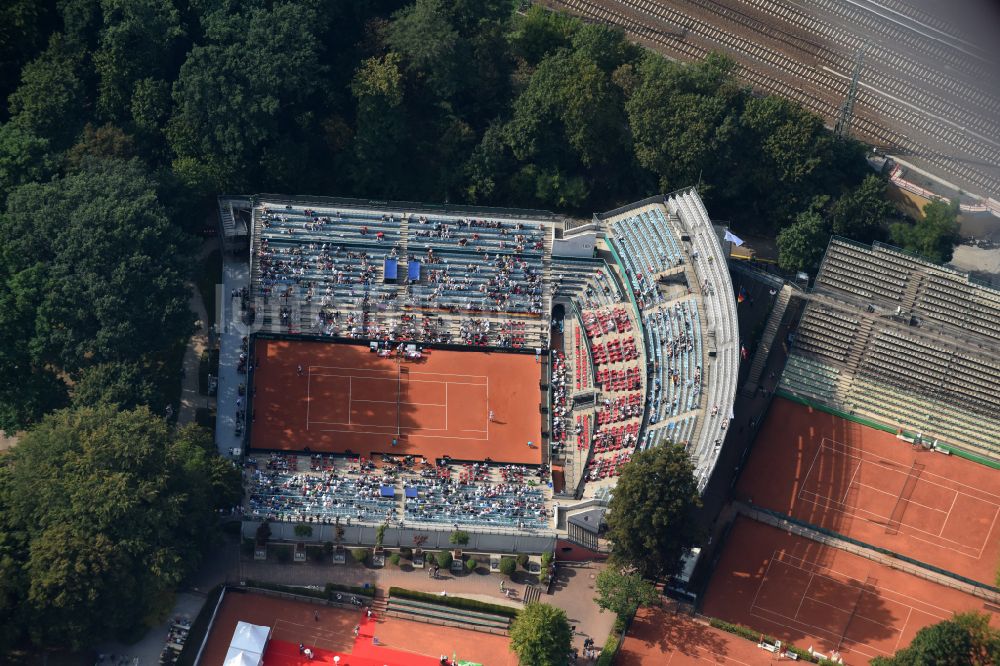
[243,579,375,599]
[708,618,829,664]
[176,584,225,666]
[388,587,518,619]
[596,632,619,666]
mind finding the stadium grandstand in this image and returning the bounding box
[218,189,739,549]
[780,237,1000,462]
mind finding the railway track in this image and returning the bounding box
[547,0,1000,197]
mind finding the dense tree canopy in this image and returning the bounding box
[604,443,701,579]
[509,602,573,666]
[871,612,999,666]
[594,566,660,621]
[0,406,241,650]
[0,157,192,430]
[890,198,961,264]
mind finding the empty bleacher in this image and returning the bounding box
[815,238,909,301]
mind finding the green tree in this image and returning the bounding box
[69,361,161,412]
[387,0,459,100]
[604,443,701,579]
[0,157,193,377]
[889,199,960,264]
[829,174,892,242]
[776,209,830,273]
[294,523,314,538]
[65,123,138,171]
[7,33,88,146]
[449,530,470,546]
[0,123,55,205]
[509,602,573,666]
[93,0,185,122]
[594,566,659,621]
[350,53,408,196]
[626,52,742,193]
[167,2,325,191]
[0,0,56,112]
[499,556,517,577]
[870,612,999,666]
[508,5,577,66]
[0,405,240,649]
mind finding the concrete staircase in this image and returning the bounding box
[740,285,792,396]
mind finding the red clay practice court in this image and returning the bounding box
[737,398,1000,586]
[702,517,1000,664]
[618,605,777,665]
[200,591,516,666]
[250,339,543,464]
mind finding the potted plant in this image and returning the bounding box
[333,518,347,564]
[372,523,387,568]
[254,520,271,561]
[412,534,428,568]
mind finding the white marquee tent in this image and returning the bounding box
[223,621,270,666]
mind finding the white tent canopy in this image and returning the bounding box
[224,621,270,666]
[224,647,261,666]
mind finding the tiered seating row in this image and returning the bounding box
[817,240,907,301]
[644,300,703,424]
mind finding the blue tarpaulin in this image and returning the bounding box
[408,260,420,281]
[404,487,418,498]
[380,485,396,498]
[384,258,398,280]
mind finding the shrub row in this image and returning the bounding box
[707,618,835,664]
[243,578,375,599]
[595,632,619,666]
[388,587,519,619]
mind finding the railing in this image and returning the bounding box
[254,193,557,221]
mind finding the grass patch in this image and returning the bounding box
[196,248,222,330]
[388,587,518,619]
[176,584,224,666]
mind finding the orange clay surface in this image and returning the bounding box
[737,397,1000,585]
[201,590,515,666]
[250,339,542,464]
[702,516,1000,664]
[618,605,778,665]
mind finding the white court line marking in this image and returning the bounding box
[748,556,776,613]
[348,376,352,425]
[894,608,914,652]
[793,573,815,620]
[445,382,448,431]
[314,428,488,441]
[486,377,490,439]
[747,606,888,659]
[796,489,980,554]
[309,374,486,387]
[773,552,959,614]
[820,439,1000,501]
[351,399,446,407]
[307,365,488,379]
[938,490,961,537]
[306,368,312,430]
[850,480,951,514]
[842,460,862,504]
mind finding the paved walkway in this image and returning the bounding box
[239,556,615,663]
[178,239,218,426]
[216,251,250,456]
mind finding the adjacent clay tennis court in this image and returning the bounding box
[250,339,542,464]
[702,517,1000,663]
[200,590,515,666]
[737,398,1000,585]
[618,605,775,665]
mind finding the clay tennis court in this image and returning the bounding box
[618,605,775,665]
[200,589,515,665]
[250,339,542,464]
[737,398,1000,585]
[702,517,1000,663]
